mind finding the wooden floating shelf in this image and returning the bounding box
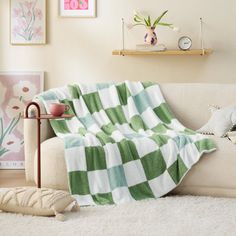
[112,49,213,56]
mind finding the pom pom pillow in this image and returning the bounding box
[197,105,236,137]
[0,187,79,221]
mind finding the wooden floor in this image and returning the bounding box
[0,170,35,188]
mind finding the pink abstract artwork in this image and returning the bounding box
[11,0,46,44]
[60,0,96,17]
[0,72,44,169]
[64,0,89,10]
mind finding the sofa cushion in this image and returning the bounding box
[160,84,236,131]
[38,136,236,197]
[34,137,68,191]
[176,135,236,189]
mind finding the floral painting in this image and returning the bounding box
[11,0,46,45]
[0,72,44,169]
[59,0,96,17]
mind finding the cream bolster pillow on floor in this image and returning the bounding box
[0,187,79,221]
[197,105,236,137]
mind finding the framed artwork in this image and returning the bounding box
[0,72,44,169]
[10,0,46,45]
[59,0,96,18]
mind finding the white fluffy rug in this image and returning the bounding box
[1,195,236,236]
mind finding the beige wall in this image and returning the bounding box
[0,0,236,90]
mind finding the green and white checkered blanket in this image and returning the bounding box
[38,81,216,206]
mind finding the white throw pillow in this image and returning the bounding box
[197,105,236,137]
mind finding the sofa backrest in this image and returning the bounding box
[160,83,236,130]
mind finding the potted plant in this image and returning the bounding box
[130,10,177,45]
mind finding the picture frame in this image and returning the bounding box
[59,0,96,18]
[0,72,44,169]
[10,0,46,45]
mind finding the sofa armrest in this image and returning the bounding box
[24,98,55,182]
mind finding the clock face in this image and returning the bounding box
[178,36,192,50]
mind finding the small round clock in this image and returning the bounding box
[178,36,192,51]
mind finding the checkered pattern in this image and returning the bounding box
[38,81,216,206]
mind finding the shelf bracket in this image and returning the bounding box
[200,18,205,56]
[121,18,125,56]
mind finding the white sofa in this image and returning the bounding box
[24,83,236,197]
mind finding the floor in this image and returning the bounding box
[1,195,236,236]
[0,170,34,188]
[1,172,236,236]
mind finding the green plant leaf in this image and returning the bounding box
[132,23,146,27]
[134,14,143,21]
[133,12,145,25]
[134,16,142,23]
[153,10,168,27]
[147,16,151,26]
[158,22,173,27]
[144,18,149,26]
